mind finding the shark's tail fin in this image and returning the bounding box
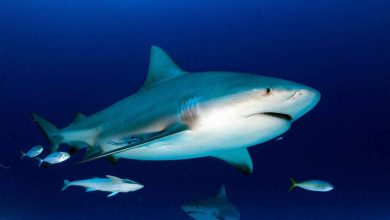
[32,113,63,152]
[288,177,297,192]
[61,180,71,191]
[20,150,26,160]
[36,157,44,167]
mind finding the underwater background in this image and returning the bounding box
[0,0,389,219]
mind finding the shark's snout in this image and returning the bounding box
[288,86,321,121]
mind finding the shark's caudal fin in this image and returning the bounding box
[32,113,63,152]
[140,46,187,91]
[211,148,253,175]
[288,178,297,192]
[61,180,71,191]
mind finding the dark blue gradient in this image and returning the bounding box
[0,1,389,219]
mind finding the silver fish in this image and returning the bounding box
[36,152,70,167]
[289,178,334,192]
[61,175,144,197]
[20,145,43,160]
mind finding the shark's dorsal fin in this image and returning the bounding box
[106,175,122,183]
[140,46,186,90]
[211,148,253,175]
[217,185,227,199]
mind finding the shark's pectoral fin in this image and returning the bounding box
[107,192,119,197]
[211,148,253,175]
[78,123,189,164]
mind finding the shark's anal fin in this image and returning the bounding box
[77,123,189,164]
[108,156,119,165]
[211,148,253,175]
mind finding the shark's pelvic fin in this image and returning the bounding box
[211,148,253,175]
[32,113,63,152]
[141,46,187,90]
[108,156,119,165]
[78,123,189,164]
[217,185,227,199]
[106,175,122,184]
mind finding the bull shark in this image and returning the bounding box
[181,185,240,220]
[32,46,320,174]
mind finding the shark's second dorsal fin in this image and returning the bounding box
[140,46,186,91]
[72,112,86,124]
[217,185,227,199]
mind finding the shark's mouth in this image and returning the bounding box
[262,112,292,121]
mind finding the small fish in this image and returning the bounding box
[61,175,144,197]
[36,152,70,167]
[288,178,334,192]
[20,145,43,160]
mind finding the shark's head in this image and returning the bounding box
[197,72,321,147]
[234,74,321,122]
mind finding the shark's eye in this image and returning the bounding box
[261,88,272,96]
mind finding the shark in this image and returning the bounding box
[181,185,240,220]
[32,46,320,175]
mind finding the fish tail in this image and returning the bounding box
[36,157,44,167]
[20,150,26,160]
[288,177,297,192]
[61,180,71,191]
[32,113,63,152]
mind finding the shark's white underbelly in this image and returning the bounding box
[109,114,291,160]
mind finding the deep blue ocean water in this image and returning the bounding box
[0,0,389,219]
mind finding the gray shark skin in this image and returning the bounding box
[182,185,240,220]
[32,46,320,174]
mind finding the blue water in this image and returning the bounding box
[1,1,389,219]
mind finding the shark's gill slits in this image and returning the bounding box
[262,112,292,121]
